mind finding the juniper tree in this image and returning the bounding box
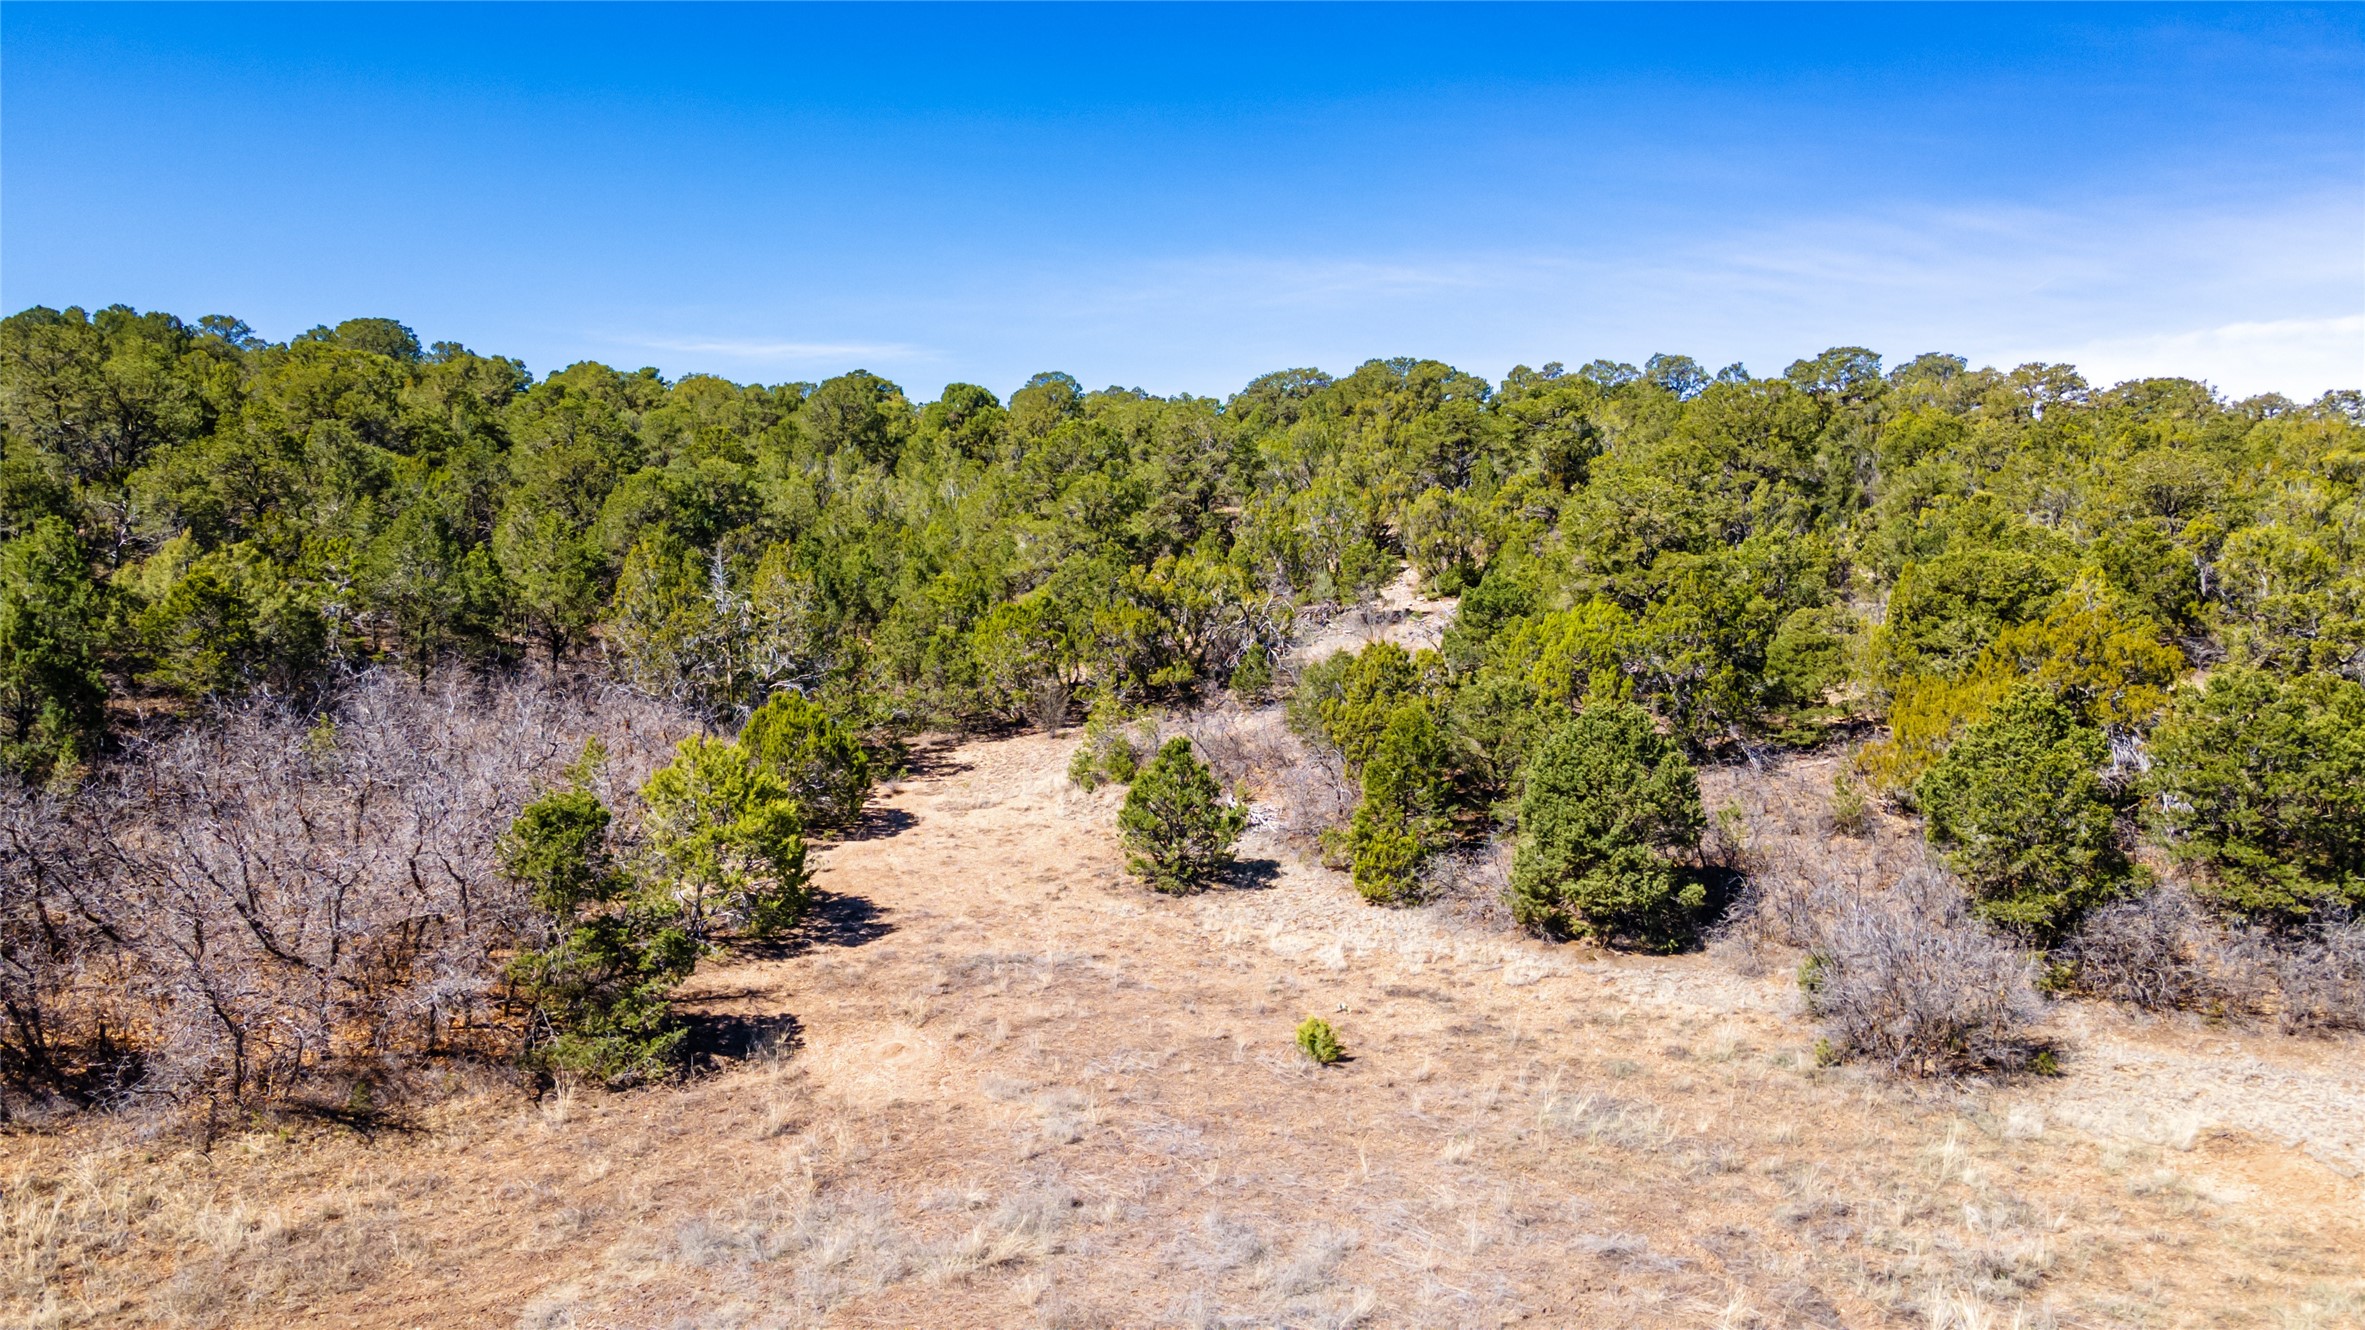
[1508,700,1705,946]
[1118,737,1245,894]
[1348,702,1454,904]
[500,765,698,1085]
[740,691,873,829]
[1916,684,2134,936]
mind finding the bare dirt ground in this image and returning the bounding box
[8,728,2364,1329]
[1290,570,1455,665]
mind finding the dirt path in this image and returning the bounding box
[12,729,2364,1329]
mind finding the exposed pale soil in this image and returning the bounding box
[6,728,2363,1329]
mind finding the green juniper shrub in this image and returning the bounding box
[499,757,699,1086]
[505,900,700,1086]
[0,517,109,784]
[1762,604,1856,741]
[739,690,874,830]
[1828,769,1872,838]
[125,537,327,700]
[1284,648,1355,746]
[1313,641,1440,770]
[2142,667,2365,920]
[1348,702,1455,905]
[1117,737,1246,894]
[1508,700,1707,947]
[1295,1016,1343,1065]
[641,735,812,939]
[2087,521,2203,633]
[1439,568,1537,675]
[1228,640,1275,701]
[1915,684,2136,937]
[1067,692,1154,791]
[1872,546,2066,685]
[1442,670,1554,813]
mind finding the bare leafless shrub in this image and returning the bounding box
[1417,838,1515,931]
[2063,885,2363,1031]
[1722,856,2048,1076]
[0,667,699,1116]
[1802,886,2048,1076]
[1173,708,1260,790]
[2260,908,2365,1034]
[1030,680,1072,737]
[2062,885,2226,1013]
[1176,705,1355,856]
[0,781,138,1115]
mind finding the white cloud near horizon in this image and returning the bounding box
[604,335,935,369]
[1997,316,2365,403]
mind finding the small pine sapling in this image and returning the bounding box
[1296,1016,1343,1065]
[1305,1012,1343,1064]
[1117,737,1246,893]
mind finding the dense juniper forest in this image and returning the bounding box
[1,303,2360,1121]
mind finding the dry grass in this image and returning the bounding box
[3,728,2360,1328]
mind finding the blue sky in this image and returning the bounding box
[4,3,2360,401]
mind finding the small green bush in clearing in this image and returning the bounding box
[1228,641,1275,700]
[1507,700,1706,946]
[1796,953,1827,995]
[1118,737,1246,893]
[1296,1016,1343,1065]
[1828,770,1871,838]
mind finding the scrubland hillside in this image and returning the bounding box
[6,710,2362,1329]
[4,310,2364,1325]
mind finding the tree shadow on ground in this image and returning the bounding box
[686,1011,804,1069]
[732,890,895,960]
[833,806,918,842]
[1224,857,1285,891]
[900,739,975,781]
[272,1090,424,1141]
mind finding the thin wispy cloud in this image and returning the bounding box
[610,335,934,365]
[891,182,2353,400]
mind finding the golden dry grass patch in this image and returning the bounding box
[2,727,2361,1328]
